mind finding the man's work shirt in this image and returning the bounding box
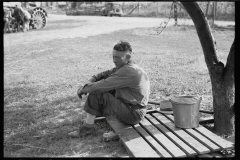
[82,61,151,107]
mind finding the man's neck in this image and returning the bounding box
[115,60,133,69]
[127,59,133,65]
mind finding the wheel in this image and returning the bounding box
[114,8,122,17]
[31,8,47,29]
[8,19,18,32]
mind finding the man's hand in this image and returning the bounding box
[77,86,87,99]
[88,77,96,83]
[77,78,96,99]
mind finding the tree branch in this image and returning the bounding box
[181,2,221,69]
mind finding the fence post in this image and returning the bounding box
[212,2,215,28]
[215,2,217,20]
[205,2,210,19]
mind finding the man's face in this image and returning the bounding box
[112,50,129,68]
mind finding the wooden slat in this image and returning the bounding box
[147,110,214,124]
[147,101,213,114]
[165,114,234,149]
[210,152,223,158]
[106,116,159,157]
[139,118,186,157]
[197,153,214,158]
[145,114,197,156]
[152,113,210,154]
[194,126,234,149]
[166,115,221,151]
[199,117,214,125]
[134,124,172,157]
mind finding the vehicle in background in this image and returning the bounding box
[101,2,123,17]
[3,2,48,32]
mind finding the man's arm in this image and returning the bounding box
[91,68,117,82]
[81,67,136,94]
[77,67,117,99]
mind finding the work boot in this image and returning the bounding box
[68,121,96,138]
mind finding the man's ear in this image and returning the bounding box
[126,54,131,59]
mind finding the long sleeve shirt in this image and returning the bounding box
[82,61,151,107]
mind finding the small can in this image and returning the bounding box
[103,131,119,142]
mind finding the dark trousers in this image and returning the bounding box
[83,92,146,125]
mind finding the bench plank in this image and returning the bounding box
[139,118,186,157]
[210,152,224,158]
[145,114,197,156]
[134,124,172,157]
[152,113,210,154]
[106,116,159,157]
[164,114,234,150]
[194,126,234,149]
[166,115,221,152]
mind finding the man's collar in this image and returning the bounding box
[127,59,133,65]
[115,60,134,69]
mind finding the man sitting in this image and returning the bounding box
[68,40,151,137]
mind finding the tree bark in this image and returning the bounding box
[181,2,235,136]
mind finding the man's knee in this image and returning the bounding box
[86,92,116,108]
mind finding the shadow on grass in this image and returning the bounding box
[4,84,127,157]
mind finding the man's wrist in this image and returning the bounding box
[81,83,91,94]
[89,76,97,82]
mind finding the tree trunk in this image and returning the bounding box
[181,2,235,136]
[138,2,140,14]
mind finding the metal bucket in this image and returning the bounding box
[170,95,202,128]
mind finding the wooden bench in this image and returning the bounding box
[105,111,234,158]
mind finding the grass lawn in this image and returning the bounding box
[4,18,234,157]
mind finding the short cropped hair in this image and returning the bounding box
[113,40,132,53]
